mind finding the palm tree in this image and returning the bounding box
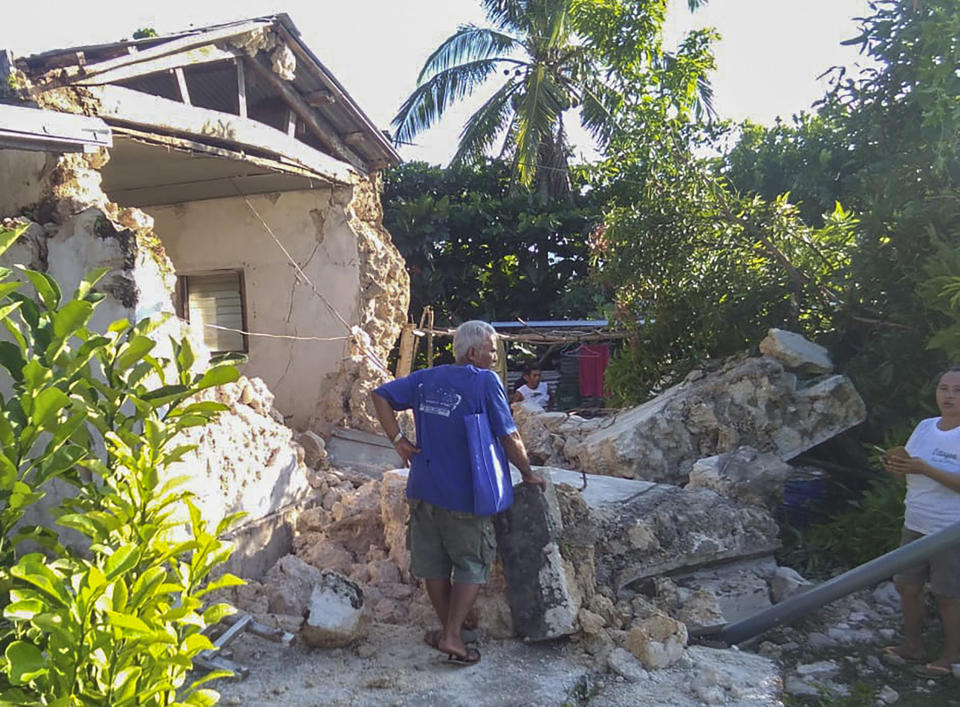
[392,0,712,198]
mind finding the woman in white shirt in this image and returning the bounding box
[882,366,960,678]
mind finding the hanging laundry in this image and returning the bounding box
[578,344,610,397]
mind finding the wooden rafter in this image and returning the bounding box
[72,44,239,87]
[242,55,368,172]
[75,21,268,79]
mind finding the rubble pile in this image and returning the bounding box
[172,376,311,526]
[513,330,866,485]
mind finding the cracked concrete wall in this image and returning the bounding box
[0,148,309,547]
[150,187,370,429]
[311,175,409,435]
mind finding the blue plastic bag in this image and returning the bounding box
[465,374,513,515]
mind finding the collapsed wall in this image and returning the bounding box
[310,174,409,436]
[0,145,309,562]
[514,331,866,485]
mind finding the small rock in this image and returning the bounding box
[806,631,836,650]
[785,676,820,697]
[625,613,688,670]
[878,628,896,641]
[298,430,328,469]
[301,570,368,648]
[578,608,606,636]
[878,685,899,704]
[355,643,377,659]
[873,582,900,610]
[795,660,840,679]
[606,647,647,682]
[769,566,814,603]
[759,328,833,373]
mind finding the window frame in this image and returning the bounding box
[175,268,249,354]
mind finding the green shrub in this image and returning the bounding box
[0,222,244,705]
[779,475,905,577]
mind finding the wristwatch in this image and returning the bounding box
[391,431,405,444]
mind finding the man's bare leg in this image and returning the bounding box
[436,582,481,658]
[889,580,926,660]
[932,594,960,668]
[425,578,451,625]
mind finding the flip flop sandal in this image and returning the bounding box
[423,630,442,650]
[444,646,481,666]
[913,662,951,679]
[881,645,922,666]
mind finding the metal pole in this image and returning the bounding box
[716,519,960,645]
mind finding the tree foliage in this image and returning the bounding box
[720,0,960,430]
[0,223,243,704]
[393,0,715,196]
[382,160,603,325]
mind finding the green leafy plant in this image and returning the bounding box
[779,476,904,577]
[0,222,245,704]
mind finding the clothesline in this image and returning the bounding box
[408,325,630,345]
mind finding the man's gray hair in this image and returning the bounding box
[454,320,497,362]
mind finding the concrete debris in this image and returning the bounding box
[301,570,369,648]
[769,566,814,604]
[297,430,328,470]
[626,613,688,670]
[685,446,792,510]
[673,558,777,624]
[760,327,834,374]
[606,646,648,682]
[494,479,580,640]
[262,555,321,616]
[515,342,866,485]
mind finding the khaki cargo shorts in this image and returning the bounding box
[406,499,495,584]
[894,527,960,597]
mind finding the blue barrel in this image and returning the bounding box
[779,469,831,529]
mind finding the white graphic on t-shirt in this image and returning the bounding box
[418,385,462,417]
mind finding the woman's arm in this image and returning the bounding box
[886,455,960,493]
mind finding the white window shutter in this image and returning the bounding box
[185,272,246,352]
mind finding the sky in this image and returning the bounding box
[2,0,875,165]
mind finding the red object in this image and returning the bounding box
[578,344,610,397]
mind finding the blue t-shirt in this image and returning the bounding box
[374,365,516,512]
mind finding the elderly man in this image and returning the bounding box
[371,320,545,665]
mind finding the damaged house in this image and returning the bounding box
[0,15,409,570]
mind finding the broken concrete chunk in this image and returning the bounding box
[676,590,726,632]
[625,613,688,670]
[769,566,814,603]
[301,570,369,648]
[494,478,579,640]
[379,470,411,582]
[263,554,321,616]
[760,328,833,374]
[685,446,792,509]
[606,646,648,682]
[298,430,328,469]
[520,354,865,486]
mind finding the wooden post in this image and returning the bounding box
[236,58,247,118]
[173,67,191,105]
[425,306,435,368]
[395,323,415,378]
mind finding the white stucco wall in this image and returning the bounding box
[0,149,49,218]
[150,189,362,428]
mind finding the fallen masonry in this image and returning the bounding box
[206,329,888,703]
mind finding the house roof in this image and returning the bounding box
[16,15,400,175]
[0,103,111,152]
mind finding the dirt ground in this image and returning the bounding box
[211,623,781,706]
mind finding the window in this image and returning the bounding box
[177,270,248,353]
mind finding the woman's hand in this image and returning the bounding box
[884,454,929,476]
